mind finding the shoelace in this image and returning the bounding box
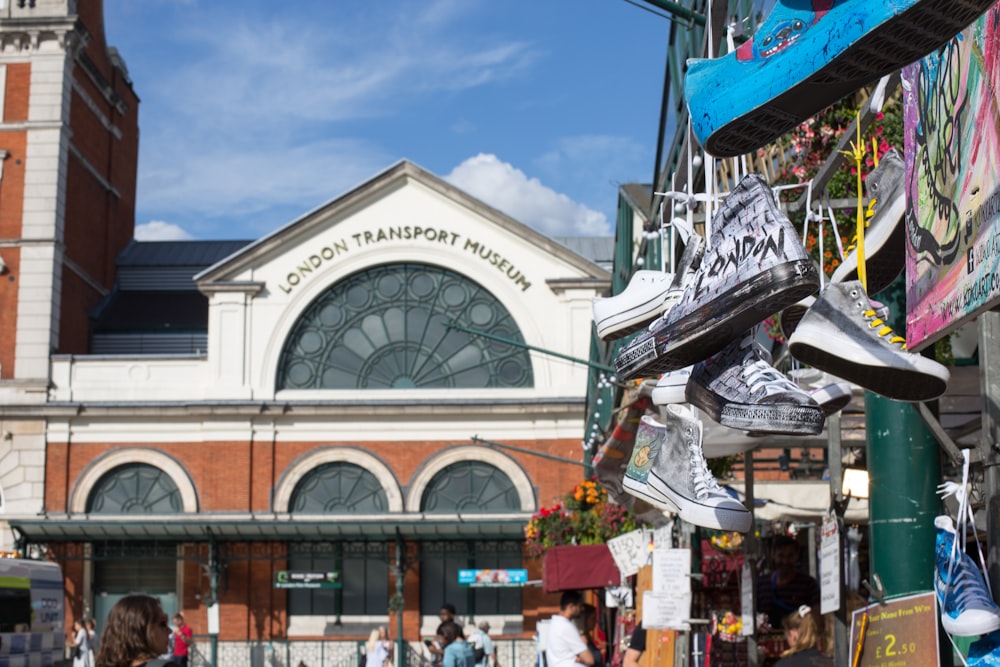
[686,430,724,500]
[739,344,802,397]
[842,199,877,256]
[863,310,906,349]
[940,558,999,614]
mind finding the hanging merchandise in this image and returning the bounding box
[683,0,995,157]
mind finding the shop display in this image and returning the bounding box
[683,0,995,157]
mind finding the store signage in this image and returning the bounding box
[819,511,840,614]
[848,591,937,667]
[457,569,528,587]
[273,570,342,589]
[275,227,533,295]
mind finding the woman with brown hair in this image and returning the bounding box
[775,605,832,666]
[94,595,179,667]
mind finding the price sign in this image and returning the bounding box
[849,592,938,667]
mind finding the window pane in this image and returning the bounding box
[419,541,522,616]
[87,464,182,514]
[290,463,388,514]
[421,463,520,514]
[277,263,533,390]
[288,543,388,616]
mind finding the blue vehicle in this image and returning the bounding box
[0,559,66,667]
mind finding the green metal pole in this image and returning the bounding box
[865,279,941,597]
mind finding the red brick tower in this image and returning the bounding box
[0,0,138,390]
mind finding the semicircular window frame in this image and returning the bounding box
[289,462,389,514]
[86,463,183,514]
[276,262,534,390]
[420,461,521,514]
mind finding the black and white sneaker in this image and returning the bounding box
[615,174,818,380]
[686,331,825,435]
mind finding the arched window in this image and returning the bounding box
[420,462,520,513]
[289,463,388,514]
[86,464,182,514]
[276,263,533,390]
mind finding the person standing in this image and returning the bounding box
[774,606,832,666]
[544,591,595,667]
[756,536,820,627]
[429,603,462,666]
[94,595,180,667]
[622,622,645,667]
[71,619,92,667]
[85,618,98,666]
[365,626,392,667]
[574,604,603,667]
[440,621,475,667]
[170,613,193,666]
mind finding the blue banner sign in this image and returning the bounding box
[458,569,528,587]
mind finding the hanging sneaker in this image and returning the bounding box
[808,381,854,416]
[593,236,706,341]
[594,398,651,506]
[831,148,906,295]
[935,515,1000,637]
[684,0,995,157]
[686,331,825,435]
[614,174,818,380]
[646,404,753,533]
[622,414,676,512]
[651,366,693,406]
[788,281,950,401]
[778,295,815,341]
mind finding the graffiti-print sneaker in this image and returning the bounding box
[831,148,907,295]
[684,0,995,157]
[614,174,818,380]
[686,331,825,435]
[788,280,950,401]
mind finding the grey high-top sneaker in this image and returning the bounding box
[788,280,950,401]
[646,404,752,533]
[615,174,818,380]
[686,331,825,435]
[594,398,650,506]
[622,414,675,512]
[831,147,906,295]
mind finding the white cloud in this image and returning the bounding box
[134,220,195,241]
[446,154,610,237]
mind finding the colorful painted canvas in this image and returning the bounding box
[904,4,1000,350]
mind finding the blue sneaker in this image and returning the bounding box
[935,515,1000,637]
[685,0,995,157]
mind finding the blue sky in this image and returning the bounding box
[103,0,675,242]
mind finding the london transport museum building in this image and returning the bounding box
[0,1,622,662]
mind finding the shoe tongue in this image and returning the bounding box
[738,334,771,365]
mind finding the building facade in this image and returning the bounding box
[0,2,610,659]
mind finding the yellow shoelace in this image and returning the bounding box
[839,126,881,291]
[864,309,906,348]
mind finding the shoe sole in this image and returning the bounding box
[596,293,675,341]
[616,259,818,379]
[686,380,825,435]
[788,331,948,402]
[622,476,678,513]
[646,472,752,533]
[831,195,907,295]
[702,0,994,157]
[941,610,1000,637]
[779,298,814,339]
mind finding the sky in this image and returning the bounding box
[102,0,677,242]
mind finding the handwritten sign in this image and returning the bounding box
[741,561,754,636]
[849,592,938,667]
[642,590,692,631]
[608,529,648,577]
[820,512,840,615]
[653,547,691,593]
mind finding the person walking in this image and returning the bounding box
[440,621,475,667]
[170,613,193,666]
[94,595,181,667]
[469,621,498,667]
[544,591,594,667]
[71,619,92,667]
[365,626,392,667]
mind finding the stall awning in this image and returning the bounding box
[730,481,868,523]
[542,544,622,593]
[7,513,531,542]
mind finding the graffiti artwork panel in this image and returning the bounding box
[904,4,1000,350]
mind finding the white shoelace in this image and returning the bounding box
[739,344,801,397]
[686,430,724,499]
